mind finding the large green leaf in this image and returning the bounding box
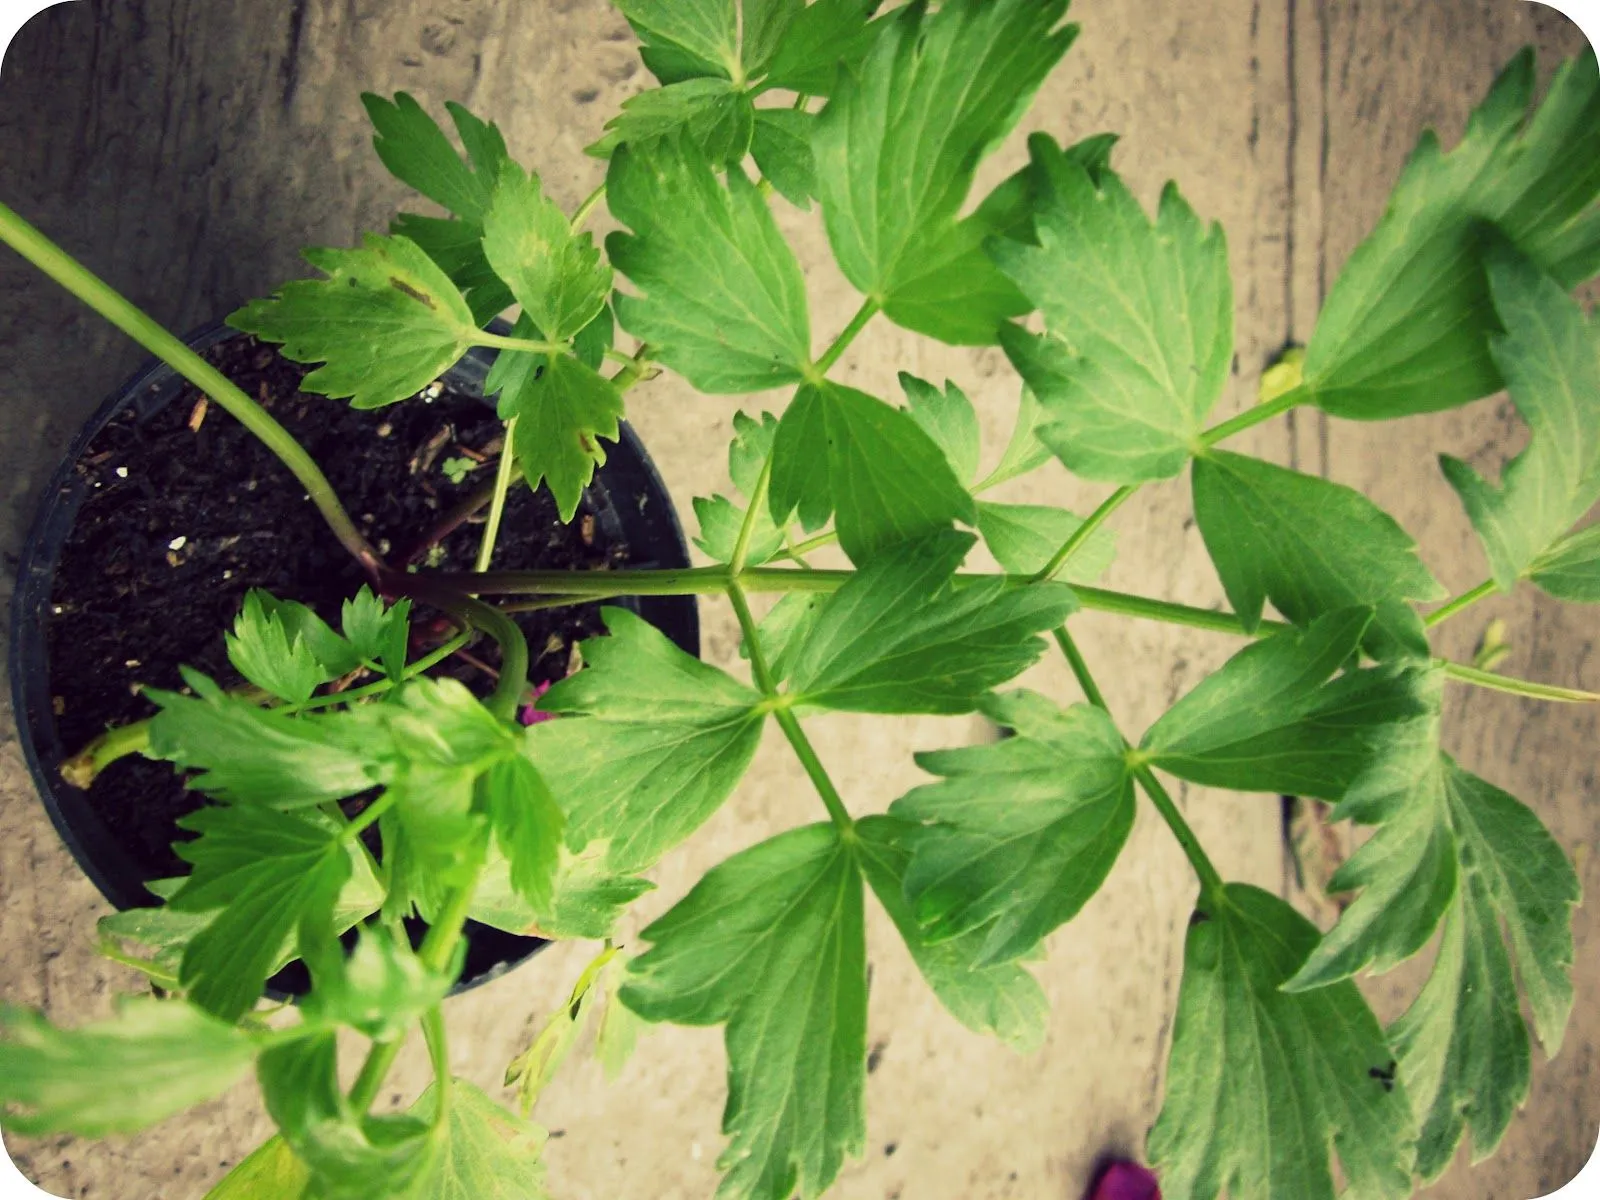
[481,164,611,341]
[786,532,1076,715]
[1303,49,1600,419]
[622,824,866,1200]
[588,78,755,166]
[1440,240,1600,591]
[607,139,812,393]
[855,816,1047,1053]
[770,381,976,564]
[1140,609,1433,799]
[900,372,981,485]
[391,212,515,327]
[1388,760,1580,1179]
[1147,884,1416,1200]
[812,0,1075,343]
[0,997,258,1137]
[228,234,480,410]
[532,608,765,873]
[992,149,1233,484]
[890,691,1133,965]
[495,351,624,523]
[761,0,883,95]
[1192,449,1443,659]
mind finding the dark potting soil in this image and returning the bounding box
[47,335,619,881]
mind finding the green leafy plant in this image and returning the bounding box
[1,4,1597,1198]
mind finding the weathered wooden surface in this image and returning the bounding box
[0,2,1592,1198]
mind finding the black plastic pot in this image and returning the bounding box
[8,321,699,995]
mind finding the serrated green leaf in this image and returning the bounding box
[1140,609,1433,799]
[498,351,623,523]
[532,608,765,873]
[168,805,354,1021]
[204,1136,310,1200]
[245,590,364,682]
[891,691,1133,966]
[976,501,1116,582]
[390,212,515,328]
[622,823,866,1200]
[225,591,326,706]
[770,381,977,564]
[608,139,812,393]
[408,1078,549,1199]
[588,79,755,166]
[1440,241,1600,591]
[146,672,390,807]
[900,372,981,484]
[1529,523,1600,601]
[787,532,1076,714]
[813,0,1074,344]
[694,411,785,566]
[483,753,564,915]
[229,234,479,411]
[1147,884,1416,1200]
[751,109,818,208]
[361,93,506,222]
[973,131,1120,249]
[1388,758,1579,1179]
[617,0,738,79]
[0,997,258,1137]
[481,163,611,341]
[1192,449,1443,659]
[991,153,1233,484]
[761,0,883,96]
[1303,49,1600,419]
[301,925,454,1042]
[341,586,412,681]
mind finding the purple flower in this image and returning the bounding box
[1088,1160,1160,1200]
[519,679,555,726]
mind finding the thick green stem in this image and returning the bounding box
[609,342,656,391]
[474,418,520,573]
[422,1008,451,1126]
[472,330,570,356]
[1032,486,1138,583]
[0,200,380,575]
[571,183,607,231]
[1196,384,1310,448]
[1440,660,1600,704]
[812,298,881,376]
[386,576,528,721]
[1424,578,1498,629]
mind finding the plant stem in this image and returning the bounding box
[474,419,519,573]
[386,576,528,721]
[472,331,569,356]
[398,477,501,565]
[0,200,380,575]
[729,459,774,578]
[1424,578,1497,629]
[1439,660,1600,704]
[812,298,881,376]
[1196,384,1310,448]
[1032,486,1138,583]
[727,581,778,695]
[571,183,607,231]
[422,1007,451,1127]
[1052,628,1109,710]
[341,792,397,842]
[608,343,656,391]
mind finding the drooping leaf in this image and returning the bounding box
[341,586,412,682]
[408,1078,550,1199]
[607,138,812,393]
[483,752,565,915]
[786,532,1076,715]
[1303,49,1600,419]
[168,805,354,1021]
[1388,759,1580,1179]
[991,149,1233,484]
[1146,884,1416,1200]
[594,955,646,1080]
[622,823,867,1200]
[361,93,507,221]
[228,234,480,410]
[532,607,765,873]
[812,0,1075,343]
[900,372,981,485]
[301,925,455,1041]
[505,944,617,1114]
[204,1136,310,1200]
[1440,240,1600,591]
[1192,449,1444,659]
[761,0,884,96]
[856,816,1046,1052]
[224,591,328,706]
[890,691,1133,966]
[0,997,258,1137]
[616,0,739,79]
[588,78,755,166]
[770,381,976,564]
[751,108,818,208]
[976,501,1116,582]
[1140,609,1433,799]
[496,351,624,523]
[1529,523,1600,602]
[481,163,611,341]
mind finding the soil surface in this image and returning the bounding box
[46,335,618,879]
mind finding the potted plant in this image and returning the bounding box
[2,2,1598,1198]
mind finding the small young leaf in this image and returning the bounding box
[0,997,258,1137]
[760,0,883,96]
[991,153,1233,484]
[1192,449,1443,659]
[976,501,1116,582]
[481,163,612,341]
[786,532,1077,715]
[588,78,755,166]
[1147,885,1416,1200]
[483,752,565,914]
[615,0,739,79]
[622,823,867,1200]
[1303,49,1600,419]
[694,411,785,567]
[1529,523,1600,602]
[341,586,412,681]
[225,591,328,705]
[301,925,455,1041]
[812,0,1076,344]
[361,92,506,221]
[242,590,363,681]
[607,138,812,393]
[856,815,1048,1053]
[532,608,765,872]
[751,108,818,208]
[900,372,981,485]
[770,381,977,564]
[1140,609,1434,799]
[498,352,624,523]
[890,691,1134,966]
[506,944,616,1114]
[1440,241,1600,590]
[228,234,480,411]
